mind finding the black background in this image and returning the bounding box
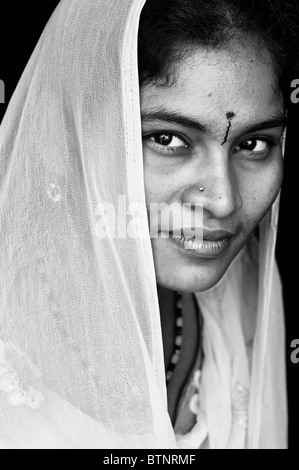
[0,1,298,448]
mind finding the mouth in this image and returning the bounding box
[167,229,236,258]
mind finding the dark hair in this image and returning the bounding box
[138,0,299,104]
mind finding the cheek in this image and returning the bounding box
[143,157,176,206]
[240,158,283,226]
[143,171,164,209]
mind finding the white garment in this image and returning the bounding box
[0,0,287,449]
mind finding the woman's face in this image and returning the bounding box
[140,42,285,292]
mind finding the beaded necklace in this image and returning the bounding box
[165,291,184,383]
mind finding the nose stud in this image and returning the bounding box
[198,187,204,192]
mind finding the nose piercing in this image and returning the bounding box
[198,187,204,192]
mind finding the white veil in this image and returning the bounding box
[0,0,287,449]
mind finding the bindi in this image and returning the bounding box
[221,112,236,145]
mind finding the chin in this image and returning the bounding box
[154,254,233,293]
[152,236,244,293]
[157,276,223,293]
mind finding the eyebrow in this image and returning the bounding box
[141,109,208,133]
[141,107,287,135]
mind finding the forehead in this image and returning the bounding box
[140,43,284,131]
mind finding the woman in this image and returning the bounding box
[0,0,297,449]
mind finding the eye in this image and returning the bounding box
[149,133,187,147]
[143,132,190,154]
[235,138,271,155]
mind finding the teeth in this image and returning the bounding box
[173,236,196,243]
[185,239,195,248]
[173,235,203,249]
[171,233,228,254]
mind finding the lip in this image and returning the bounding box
[170,228,236,241]
[167,230,236,258]
[199,229,235,241]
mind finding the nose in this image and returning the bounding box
[183,157,243,219]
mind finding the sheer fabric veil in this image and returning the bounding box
[0,0,287,449]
